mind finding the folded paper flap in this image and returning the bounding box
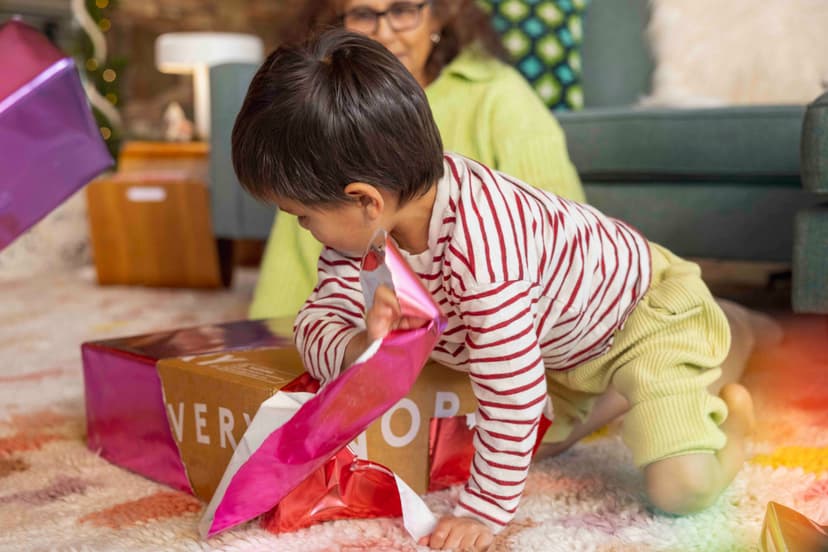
[83,319,292,360]
[159,348,305,389]
[360,230,395,313]
[0,20,65,102]
[198,390,318,538]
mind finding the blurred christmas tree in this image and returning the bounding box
[72,0,125,160]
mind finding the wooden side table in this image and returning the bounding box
[86,141,232,288]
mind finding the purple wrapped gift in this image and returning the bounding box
[81,319,293,494]
[0,20,112,251]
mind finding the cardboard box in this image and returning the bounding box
[81,318,297,495]
[86,173,230,288]
[355,361,476,494]
[157,352,477,498]
[83,318,478,501]
[156,348,311,500]
[0,20,112,251]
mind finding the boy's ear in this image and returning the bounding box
[344,182,385,219]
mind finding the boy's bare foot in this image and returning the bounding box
[719,383,756,439]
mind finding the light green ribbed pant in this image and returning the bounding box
[544,242,732,468]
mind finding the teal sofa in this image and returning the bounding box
[555,0,826,312]
[208,0,827,312]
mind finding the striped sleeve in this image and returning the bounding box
[452,280,548,532]
[293,247,365,386]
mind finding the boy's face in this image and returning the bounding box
[275,196,382,257]
[340,0,439,86]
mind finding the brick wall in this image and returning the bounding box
[109,0,291,140]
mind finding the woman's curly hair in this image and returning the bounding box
[278,0,507,83]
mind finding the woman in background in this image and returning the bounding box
[249,0,584,319]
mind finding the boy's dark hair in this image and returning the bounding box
[232,28,444,206]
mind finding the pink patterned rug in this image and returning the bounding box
[1,267,826,551]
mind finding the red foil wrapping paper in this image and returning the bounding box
[428,414,552,493]
[262,447,403,533]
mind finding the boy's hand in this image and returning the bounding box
[417,515,493,551]
[365,284,423,340]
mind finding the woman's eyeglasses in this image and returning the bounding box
[341,1,430,34]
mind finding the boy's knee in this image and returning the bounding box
[644,453,721,515]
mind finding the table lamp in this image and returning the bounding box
[155,32,264,140]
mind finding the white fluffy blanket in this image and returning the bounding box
[644,0,828,106]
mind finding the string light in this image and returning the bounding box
[75,0,121,157]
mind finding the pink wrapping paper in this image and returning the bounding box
[202,236,447,537]
[82,320,292,494]
[0,19,63,99]
[0,20,112,251]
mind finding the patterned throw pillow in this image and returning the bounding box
[479,0,590,111]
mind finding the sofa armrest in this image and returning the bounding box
[801,92,828,193]
[556,102,822,264]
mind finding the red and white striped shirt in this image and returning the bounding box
[294,153,652,531]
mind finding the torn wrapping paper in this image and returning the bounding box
[428,414,478,492]
[428,410,552,493]
[81,318,304,495]
[0,19,112,251]
[210,393,434,540]
[760,501,828,552]
[202,233,447,538]
[81,315,480,525]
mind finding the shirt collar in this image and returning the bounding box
[439,45,496,82]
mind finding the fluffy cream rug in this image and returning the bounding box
[644,0,828,106]
[0,191,92,278]
[0,267,826,551]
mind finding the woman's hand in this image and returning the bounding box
[418,515,494,551]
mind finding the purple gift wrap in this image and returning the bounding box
[0,20,112,251]
[81,319,293,494]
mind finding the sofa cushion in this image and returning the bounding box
[558,105,805,184]
[481,0,590,111]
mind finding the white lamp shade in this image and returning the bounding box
[155,32,264,74]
